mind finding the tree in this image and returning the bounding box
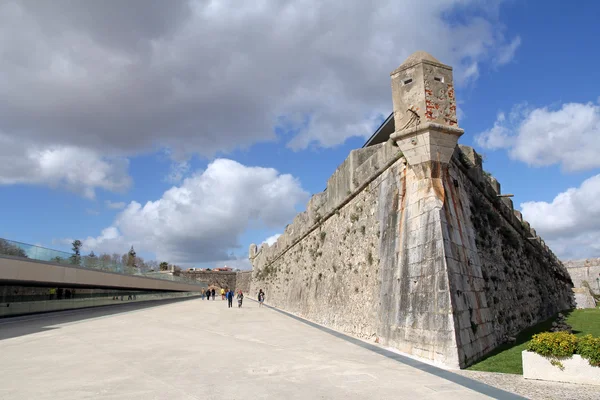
[173,265,182,276]
[0,239,28,258]
[85,251,98,269]
[135,256,148,273]
[145,260,158,272]
[159,262,169,271]
[70,240,82,265]
[111,253,121,265]
[99,253,112,270]
[127,246,137,267]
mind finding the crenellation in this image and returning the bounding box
[500,197,513,211]
[513,209,523,222]
[486,176,501,195]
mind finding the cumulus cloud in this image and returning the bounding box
[0,133,131,198]
[0,0,519,164]
[476,101,600,172]
[263,234,282,246]
[79,159,308,265]
[521,174,600,259]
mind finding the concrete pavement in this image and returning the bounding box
[0,298,520,399]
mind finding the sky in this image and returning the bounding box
[1,0,599,269]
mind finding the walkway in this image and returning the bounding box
[0,299,520,399]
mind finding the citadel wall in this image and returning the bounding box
[249,51,574,368]
[181,270,253,293]
[563,259,600,290]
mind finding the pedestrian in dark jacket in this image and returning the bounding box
[258,289,265,307]
[211,288,216,300]
[227,290,234,308]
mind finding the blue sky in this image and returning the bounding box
[1,0,599,267]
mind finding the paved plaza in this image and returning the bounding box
[0,298,520,399]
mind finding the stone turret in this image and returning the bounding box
[390,51,464,165]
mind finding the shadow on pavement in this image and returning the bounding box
[0,297,198,341]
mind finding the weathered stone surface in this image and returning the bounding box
[249,51,574,369]
[390,51,458,129]
[236,271,252,293]
[572,287,597,309]
[442,158,573,366]
[250,145,400,342]
[182,270,252,293]
[564,258,600,290]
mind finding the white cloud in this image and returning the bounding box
[494,36,521,66]
[263,234,282,246]
[476,101,600,172]
[105,200,127,210]
[79,159,308,265]
[165,160,190,184]
[521,174,600,259]
[0,133,131,198]
[0,0,520,162]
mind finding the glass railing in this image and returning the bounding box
[0,238,205,287]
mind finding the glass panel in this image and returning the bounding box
[0,238,205,287]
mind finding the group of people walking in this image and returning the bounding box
[201,287,266,308]
[225,289,243,308]
[202,288,216,300]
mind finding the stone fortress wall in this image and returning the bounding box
[563,259,600,308]
[249,51,573,369]
[563,259,600,290]
[182,270,252,293]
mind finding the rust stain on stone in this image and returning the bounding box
[431,161,445,202]
[398,168,407,239]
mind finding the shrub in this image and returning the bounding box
[527,332,577,358]
[577,335,600,367]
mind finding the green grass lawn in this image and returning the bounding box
[467,308,600,374]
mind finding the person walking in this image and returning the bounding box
[205,289,211,300]
[211,288,216,300]
[258,289,265,307]
[237,290,244,308]
[227,289,234,308]
[220,288,225,300]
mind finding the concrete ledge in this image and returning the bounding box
[522,351,600,386]
[1,292,202,318]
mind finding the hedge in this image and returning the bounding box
[527,332,600,368]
